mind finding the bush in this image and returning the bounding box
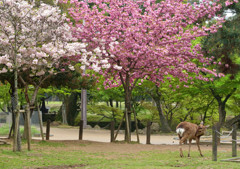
[74,104,123,126]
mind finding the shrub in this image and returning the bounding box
[74,104,123,125]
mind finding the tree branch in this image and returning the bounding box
[223,88,237,104]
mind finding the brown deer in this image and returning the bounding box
[176,121,209,157]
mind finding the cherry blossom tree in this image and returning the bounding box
[64,0,233,142]
[0,0,108,151]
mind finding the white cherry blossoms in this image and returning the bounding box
[0,0,103,77]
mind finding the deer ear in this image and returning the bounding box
[205,125,210,128]
[200,121,204,125]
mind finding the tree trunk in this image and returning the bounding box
[203,99,214,123]
[116,101,119,108]
[152,96,172,133]
[218,103,226,128]
[25,103,31,151]
[13,74,21,152]
[150,85,171,133]
[133,109,140,143]
[9,105,15,139]
[13,111,21,152]
[169,111,173,127]
[23,113,28,139]
[67,92,79,126]
[124,75,132,142]
[225,115,240,128]
[109,98,113,107]
[210,87,236,129]
[210,87,236,144]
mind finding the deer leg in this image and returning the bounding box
[188,139,192,157]
[179,136,188,157]
[196,138,203,157]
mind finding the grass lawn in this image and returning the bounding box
[0,140,239,169]
[0,125,40,136]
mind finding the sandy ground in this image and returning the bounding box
[30,128,236,158]
[32,127,179,145]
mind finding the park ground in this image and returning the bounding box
[1,127,240,169]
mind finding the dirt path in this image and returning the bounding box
[33,127,178,145]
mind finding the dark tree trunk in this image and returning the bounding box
[202,99,214,123]
[124,77,132,142]
[210,87,236,143]
[169,111,173,127]
[119,72,133,142]
[40,98,48,114]
[218,103,226,128]
[225,115,240,128]
[109,98,113,107]
[150,86,171,133]
[116,101,119,108]
[11,86,21,152]
[152,95,172,133]
[66,92,79,126]
[210,88,236,129]
[9,104,15,139]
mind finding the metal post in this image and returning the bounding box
[212,125,217,161]
[79,120,83,140]
[146,121,151,144]
[110,121,115,142]
[46,119,51,140]
[37,103,44,141]
[81,64,87,128]
[232,123,237,157]
[81,89,87,128]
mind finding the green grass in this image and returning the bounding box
[35,140,65,147]
[0,141,239,169]
[45,101,62,112]
[0,124,10,136]
[0,125,40,136]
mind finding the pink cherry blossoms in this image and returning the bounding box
[225,0,238,6]
[65,0,227,90]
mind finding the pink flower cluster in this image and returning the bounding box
[66,0,228,88]
[225,0,238,6]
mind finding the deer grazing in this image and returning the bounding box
[176,121,209,157]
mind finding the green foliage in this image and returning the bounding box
[138,102,159,124]
[0,83,11,112]
[75,104,123,125]
[89,81,124,104]
[38,0,55,5]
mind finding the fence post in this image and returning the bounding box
[110,121,115,142]
[146,121,151,144]
[232,123,237,157]
[212,125,217,161]
[46,119,51,140]
[79,120,83,140]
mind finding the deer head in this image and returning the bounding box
[196,121,209,137]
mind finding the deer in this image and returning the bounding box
[176,121,209,157]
